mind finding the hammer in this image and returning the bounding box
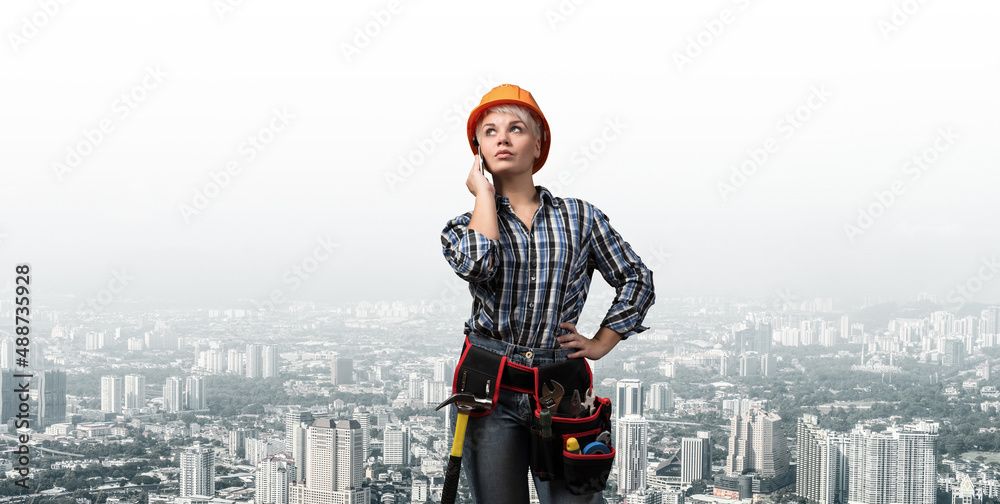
[436,392,493,504]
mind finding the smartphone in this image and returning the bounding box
[477,146,486,175]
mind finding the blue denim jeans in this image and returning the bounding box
[453,334,604,504]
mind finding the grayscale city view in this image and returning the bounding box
[1,292,999,504]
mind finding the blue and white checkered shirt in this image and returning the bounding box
[441,186,655,348]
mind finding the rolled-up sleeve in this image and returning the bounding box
[587,207,655,339]
[441,213,500,283]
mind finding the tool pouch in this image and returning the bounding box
[451,340,505,417]
[530,396,614,495]
[529,359,615,496]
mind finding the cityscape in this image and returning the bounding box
[1,290,999,504]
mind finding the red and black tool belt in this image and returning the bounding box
[451,336,615,496]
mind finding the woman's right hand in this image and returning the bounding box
[466,155,495,198]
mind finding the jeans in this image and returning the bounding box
[453,334,604,504]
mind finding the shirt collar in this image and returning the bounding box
[494,185,559,209]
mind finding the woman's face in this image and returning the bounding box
[477,111,541,176]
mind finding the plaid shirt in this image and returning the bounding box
[441,186,655,348]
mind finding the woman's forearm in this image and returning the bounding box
[467,192,499,240]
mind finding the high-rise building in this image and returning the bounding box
[230,428,257,458]
[101,375,123,414]
[332,357,353,386]
[796,414,849,504]
[649,383,674,413]
[726,409,790,479]
[228,349,245,375]
[34,369,67,428]
[256,454,295,504]
[186,376,207,411]
[616,415,649,495]
[384,425,410,466]
[263,345,278,378]
[353,408,371,460]
[0,369,19,424]
[0,338,14,369]
[289,419,369,504]
[681,432,711,484]
[247,438,277,466]
[942,339,965,367]
[616,379,643,419]
[848,420,938,504]
[285,410,314,481]
[164,377,184,413]
[180,444,215,497]
[739,352,760,377]
[124,374,146,409]
[433,359,452,382]
[737,324,772,354]
[247,344,263,378]
[981,307,999,347]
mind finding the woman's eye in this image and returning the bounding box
[511,126,522,133]
[485,128,495,135]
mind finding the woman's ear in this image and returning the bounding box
[534,137,542,158]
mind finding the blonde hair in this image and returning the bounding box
[475,104,542,143]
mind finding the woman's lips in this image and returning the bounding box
[495,150,513,159]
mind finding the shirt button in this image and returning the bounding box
[528,302,534,308]
[530,276,536,281]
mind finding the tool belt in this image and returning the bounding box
[452,336,615,496]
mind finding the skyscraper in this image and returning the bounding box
[285,409,314,481]
[228,348,245,375]
[124,374,145,409]
[726,409,790,479]
[36,369,67,428]
[101,375,123,414]
[263,345,278,378]
[0,369,19,424]
[649,383,674,413]
[332,357,353,386]
[848,420,938,504]
[289,419,369,504]
[617,415,649,495]
[230,428,257,458]
[353,408,371,460]
[180,444,216,497]
[186,376,207,410]
[796,414,849,504]
[256,454,295,504]
[0,338,13,369]
[164,376,183,413]
[247,344,263,378]
[681,432,711,484]
[616,379,643,418]
[384,425,410,466]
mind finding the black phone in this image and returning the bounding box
[478,146,487,175]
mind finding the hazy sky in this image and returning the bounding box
[2,1,999,310]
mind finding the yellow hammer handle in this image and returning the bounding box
[451,411,470,457]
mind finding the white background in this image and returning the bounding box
[2,0,998,309]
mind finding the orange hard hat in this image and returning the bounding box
[467,84,551,173]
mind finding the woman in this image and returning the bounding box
[440,84,655,503]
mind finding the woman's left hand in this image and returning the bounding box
[557,322,619,360]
